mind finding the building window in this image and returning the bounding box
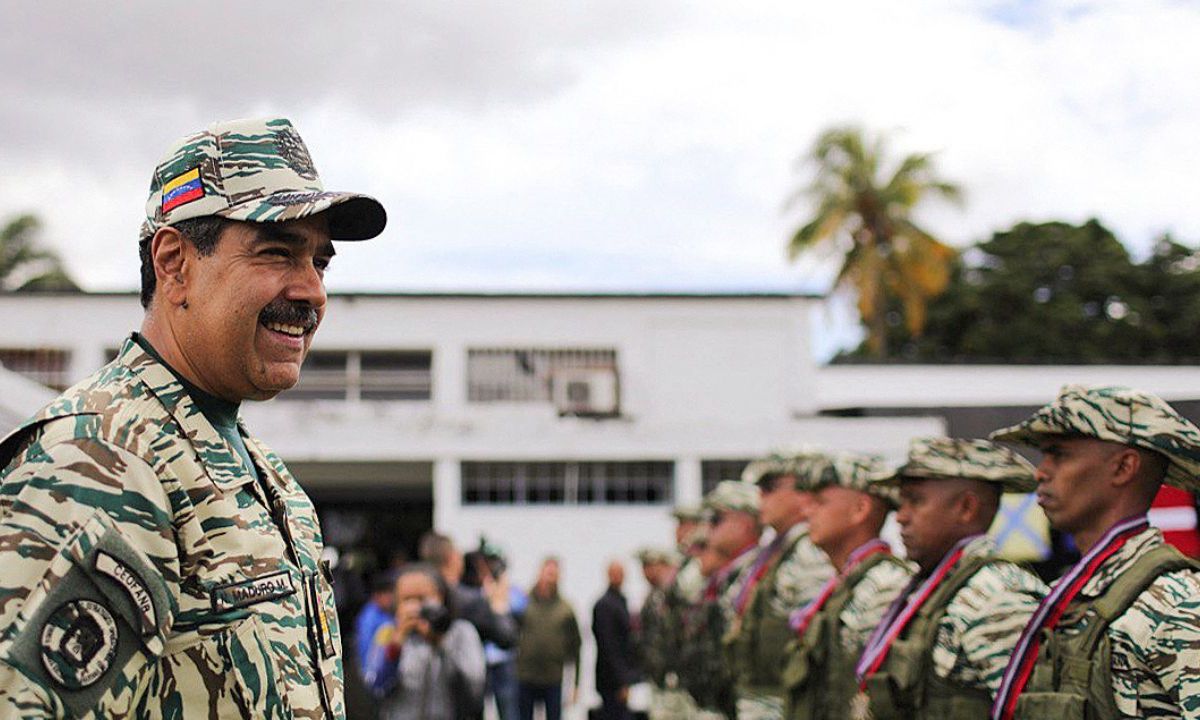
[462,460,673,505]
[467,348,618,403]
[701,459,752,495]
[0,348,71,390]
[280,350,432,401]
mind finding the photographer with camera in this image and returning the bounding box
[364,564,486,720]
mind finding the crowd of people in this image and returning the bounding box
[345,384,1200,720]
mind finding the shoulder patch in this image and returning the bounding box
[95,551,157,637]
[40,600,118,689]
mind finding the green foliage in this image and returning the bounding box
[838,219,1200,363]
[0,214,78,291]
[787,126,962,358]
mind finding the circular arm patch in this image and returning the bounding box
[40,600,118,689]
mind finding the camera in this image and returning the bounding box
[419,602,453,635]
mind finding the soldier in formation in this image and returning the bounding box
[640,386,1200,720]
[781,451,912,720]
[851,437,1048,719]
[678,481,762,720]
[989,385,1200,719]
[729,454,833,720]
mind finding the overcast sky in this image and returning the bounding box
[3,0,1198,352]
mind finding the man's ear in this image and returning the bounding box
[955,488,981,525]
[1110,448,1142,489]
[150,227,190,307]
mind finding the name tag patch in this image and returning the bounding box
[94,551,157,637]
[211,570,295,613]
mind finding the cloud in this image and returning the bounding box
[2,0,1199,306]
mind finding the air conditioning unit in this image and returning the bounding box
[552,368,620,418]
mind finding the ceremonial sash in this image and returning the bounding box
[733,532,787,616]
[789,539,891,638]
[990,515,1149,720]
[705,541,760,602]
[854,534,982,687]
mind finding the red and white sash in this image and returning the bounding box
[789,539,891,638]
[990,515,1150,720]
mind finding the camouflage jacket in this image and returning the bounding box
[0,338,343,718]
[637,584,671,686]
[678,546,757,715]
[783,551,913,720]
[862,536,1046,720]
[731,524,834,696]
[928,536,1047,694]
[1053,526,1200,718]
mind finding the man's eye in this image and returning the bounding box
[315,258,332,272]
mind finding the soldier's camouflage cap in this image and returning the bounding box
[876,436,1037,493]
[703,480,761,516]
[991,384,1200,493]
[140,117,387,242]
[816,451,900,508]
[670,504,704,523]
[635,547,677,565]
[741,449,829,491]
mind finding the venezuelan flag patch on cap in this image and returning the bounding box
[161,167,204,213]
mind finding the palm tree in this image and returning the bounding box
[787,126,962,358]
[0,214,78,291]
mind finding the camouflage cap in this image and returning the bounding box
[140,117,386,242]
[670,504,704,523]
[635,547,677,565]
[991,384,1200,493]
[819,451,900,508]
[742,449,829,491]
[702,480,761,516]
[879,436,1037,493]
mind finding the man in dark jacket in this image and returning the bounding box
[593,561,640,720]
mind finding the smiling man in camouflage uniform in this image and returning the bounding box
[0,117,385,718]
[728,451,834,720]
[988,385,1200,720]
[854,437,1047,720]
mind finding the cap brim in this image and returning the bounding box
[220,190,387,241]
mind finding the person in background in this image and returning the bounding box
[517,557,582,720]
[464,542,525,720]
[420,532,519,673]
[363,563,486,720]
[594,560,640,720]
[356,570,399,670]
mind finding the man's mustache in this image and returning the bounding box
[258,300,319,331]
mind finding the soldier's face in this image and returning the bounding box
[1034,436,1121,536]
[759,475,811,531]
[180,216,332,401]
[896,478,965,571]
[808,485,860,553]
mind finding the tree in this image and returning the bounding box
[844,219,1200,364]
[0,214,78,291]
[787,126,962,358]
